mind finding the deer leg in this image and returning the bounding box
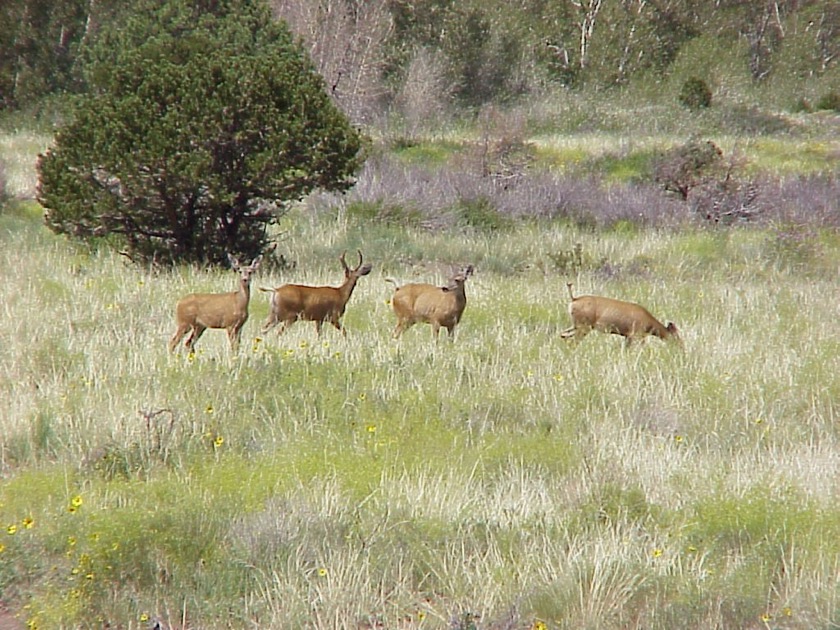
[168,324,189,352]
[185,325,206,352]
[272,319,292,336]
[329,315,345,336]
[228,326,243,353]
[393,319,411,338]
[561,326,588,344]
[261,312,278,333]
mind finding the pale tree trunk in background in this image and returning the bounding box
[570,0,603,69]
[814,4,838,71]
[617,0,648,80]
[271,0,393,125]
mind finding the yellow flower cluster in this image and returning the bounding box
[1,516,37,554]
[68,495,83,513]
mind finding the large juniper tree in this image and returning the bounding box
[37,0,365,264]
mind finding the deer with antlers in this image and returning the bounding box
[260,250,372,336]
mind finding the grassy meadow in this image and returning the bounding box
[2,121,840,629]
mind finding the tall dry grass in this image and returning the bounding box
[1,204,839,628]
[2,108,839,627]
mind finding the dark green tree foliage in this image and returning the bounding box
[0,0,90,109]
[38,0,365,264]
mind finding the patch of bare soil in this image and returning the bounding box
[0,603,23,630]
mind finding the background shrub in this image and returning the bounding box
[37,0,364,266]
[653,140,723,201]
[815,90,840,112]
[678,76,712,110]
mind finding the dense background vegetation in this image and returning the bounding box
[1,0,839,628]
[3,0,840,120]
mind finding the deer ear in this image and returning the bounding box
[227,253,240,268]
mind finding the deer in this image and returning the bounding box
[386,265,474,340]
[260,250,372,336]
[168,254,263,354]
[560,283,682,347]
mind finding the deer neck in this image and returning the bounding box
[339,277,358,303]
[237,279,251,310]
[451,285,467,303]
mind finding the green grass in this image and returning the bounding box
[531,133,839,180]
[3,108,840,628]
[2,208,839,629]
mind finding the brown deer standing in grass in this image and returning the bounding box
[560,283,682,347]
[168,254,263,353]
[386,265,474,340]
[260,250,372,336]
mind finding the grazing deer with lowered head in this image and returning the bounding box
[560,283,682,347]
[386,265,474,340]
[260,250,372,336]
[168,254,263,354]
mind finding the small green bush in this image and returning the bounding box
[721,104,790,135]
[790,98,812,114]
[456,196,511,232]
[678,77,712,110]
[547,242,584,273]
[345,200,423,227]
[815,90,840,112]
